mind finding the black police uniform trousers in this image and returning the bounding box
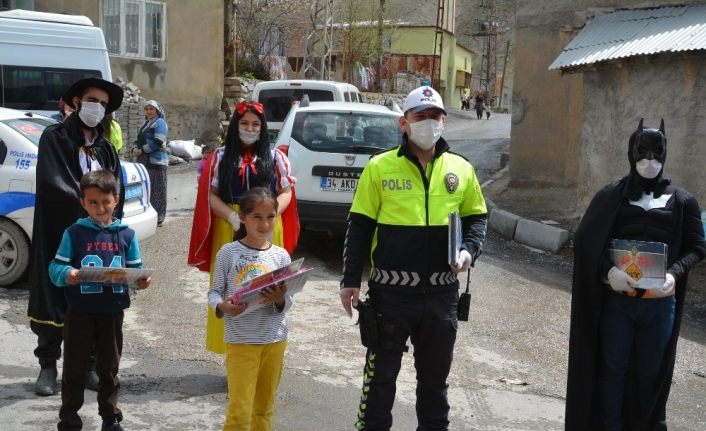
[356,288,459,431]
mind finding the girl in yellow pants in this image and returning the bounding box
[207,188,294,431]
[224,341,287,430]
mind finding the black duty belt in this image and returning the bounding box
[370,269,457,286]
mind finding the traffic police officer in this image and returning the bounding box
[340,86,488,430]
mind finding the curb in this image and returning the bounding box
[483,195,570,255]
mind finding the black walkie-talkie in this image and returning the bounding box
[457,268,471,321]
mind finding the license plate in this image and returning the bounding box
[125,183,143,200]
[320,177,358,192]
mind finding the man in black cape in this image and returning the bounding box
[565,119,705,430]
[28,78,125,396]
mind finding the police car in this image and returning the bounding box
[275,100,403,232]
[0,108,157,286]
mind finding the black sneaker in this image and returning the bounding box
[101,418,123,431]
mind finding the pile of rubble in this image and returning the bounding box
[114,77,143,104]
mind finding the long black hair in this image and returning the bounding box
[218,104,274,201]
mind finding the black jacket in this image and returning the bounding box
[27,114,124,326]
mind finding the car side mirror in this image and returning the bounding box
[0,140,7,164]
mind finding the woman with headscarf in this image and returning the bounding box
[188,101,300,354]
[132,100,169,226]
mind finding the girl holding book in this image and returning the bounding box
[207,187,293,431]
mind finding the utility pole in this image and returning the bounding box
[473,0,497,103]
[498,39,510,109]
[431,0,445,91]
[224,0,237,76]
[377,0,385,91]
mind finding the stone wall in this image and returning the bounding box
[360,92,406,110]
[112,102,144,158]
[578,54,706,208]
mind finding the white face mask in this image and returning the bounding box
[409,119,443,150]
[239,129,260,145]
[78,101,105,128]
[635,159,662,179]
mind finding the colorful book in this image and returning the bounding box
[230,258,311,317]
[78,267,154,285]
[607,239,668,290]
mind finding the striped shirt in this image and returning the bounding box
[208,240,292,344]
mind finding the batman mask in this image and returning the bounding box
[624,118,670,200]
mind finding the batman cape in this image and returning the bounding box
[565,177,705,430]
[27,113,124,327]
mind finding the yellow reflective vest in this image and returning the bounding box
[343,137,487,291]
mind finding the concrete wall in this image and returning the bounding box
[510,5,584,188]
[34,0,224,146]
[578,54,706,207]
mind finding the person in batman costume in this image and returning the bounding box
[566,119,705,430]
[27,78,125,396]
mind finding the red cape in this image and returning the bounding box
[187,151,300,272]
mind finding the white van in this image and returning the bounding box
[0,10,112,117]
[0,11,158,286]
[252,80,362,140]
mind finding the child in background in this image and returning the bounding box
[196,144,216,183]
[207,187,293,431]
[49,170,151,431]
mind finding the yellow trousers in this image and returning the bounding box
[223,340,287,431]
[206,205,284,354]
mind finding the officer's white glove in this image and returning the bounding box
[227,212,240,230]
[452,250,473,273]
[607,266,637,292]
[653,273,675,297]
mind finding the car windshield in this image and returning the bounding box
[1,117,54,145]
[259,89,335,122]
[291,111,402,154]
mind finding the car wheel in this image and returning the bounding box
[0,219,30,287]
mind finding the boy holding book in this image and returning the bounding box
[49,170,150,431]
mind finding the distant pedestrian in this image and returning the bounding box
[485,106,491,120]
[196,144,216,183]
[132,100,169,226]
[207,187,293,431]
[566,119,706,430]
[49,170,151,431]
[474,92,485,120]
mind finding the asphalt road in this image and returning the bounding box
[1,112,704,430]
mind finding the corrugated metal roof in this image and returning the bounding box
[549,5,706,70]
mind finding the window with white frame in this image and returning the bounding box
[102,0,166,60]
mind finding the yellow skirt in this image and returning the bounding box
[206,204,285,354]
